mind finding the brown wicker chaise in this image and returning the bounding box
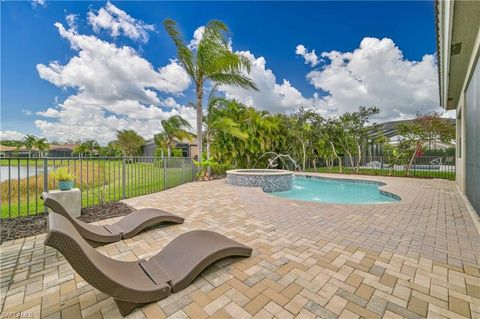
[45,212,252,316]
[42,192,184,246]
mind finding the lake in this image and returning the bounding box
[0,165,53,182]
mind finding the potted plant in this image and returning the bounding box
[51,167,76,191]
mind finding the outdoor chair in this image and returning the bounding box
[45,212,252,316]
[42,192,184,246]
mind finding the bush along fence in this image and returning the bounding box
[0,156,198,219]
[304,156,455,181]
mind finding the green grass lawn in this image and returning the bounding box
[305,166,455,180]
[1,160,196,218]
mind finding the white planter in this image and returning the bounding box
[47,188,81,217]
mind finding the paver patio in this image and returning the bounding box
[1,174,479,318]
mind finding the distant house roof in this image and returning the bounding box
[0,145,17,152]
[369,118,455,139]
[49,144,78,151]
[144,137,197,146]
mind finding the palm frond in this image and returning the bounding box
[163,18,195,78]
[208,72,258,90]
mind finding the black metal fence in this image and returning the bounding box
[0,156,198,219]
[304,156,456,180]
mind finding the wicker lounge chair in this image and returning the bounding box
[42,192,184,246]
[45,212,252,316]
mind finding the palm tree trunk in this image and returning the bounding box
[196,84,203,158]
[167,147,171,158]
[206,139,211,176]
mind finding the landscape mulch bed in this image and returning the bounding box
[1,202,134,243]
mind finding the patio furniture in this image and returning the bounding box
[45,212,252,316]
[42,192,184,246]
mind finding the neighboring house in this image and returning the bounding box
[2,146,40,157]
[0,144,79,157]
[366,119,456,157]
[142,138,198,158]
[0,145,17,158]
[48,144,77,157]
[436,0,480,214]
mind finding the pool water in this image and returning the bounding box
[270,176,399,204]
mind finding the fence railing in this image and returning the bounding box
[0,156,198,219]
[304,156,456,180]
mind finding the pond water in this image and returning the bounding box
[0,165,52,182]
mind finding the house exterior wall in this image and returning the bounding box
[464,57,480,213]
[438,0,480,214]
[449,14,479,212]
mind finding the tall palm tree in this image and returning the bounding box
[23,135,37,157]
[163,19,258,157]
[34,138,50,157]
[155,115,193,157]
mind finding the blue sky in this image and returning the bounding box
[1,1,442,143]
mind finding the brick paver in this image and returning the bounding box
[1,174,479,318]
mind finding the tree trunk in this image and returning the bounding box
[355,143,362,173]
[167,146,171,158]
[301,141,306,171]
[345,151,354,173]
[406,141,420,176]
[196,84,203,159]
[206,139,211,176]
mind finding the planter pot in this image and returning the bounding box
[58,180,74,191]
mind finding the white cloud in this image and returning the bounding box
[188,26,205,49]
[1,131,26,140]
[87,1,154,43]
[305,37,442,120]
[31,0,46,8]
[295,44,319,66]
[35,22,194,144]
[218,51,324,114]
[66,14,79,31]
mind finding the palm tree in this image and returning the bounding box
[34,138,50,157]
[155,115,193,157]
[23,135,37,157]
[163,19,258,157]
[204,97,248,165]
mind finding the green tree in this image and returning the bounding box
[163,19,258,157]
[99,142,123,156]
[116,130,145,157]
[204,97,248,174]
[315,117,344,172]
[397,112,455,175]
[287,108,318,171]
[73,140,100,157]
[154,115,193,157]
[336,106,379,172]
[34,138,50,157]
[375,133,410,175]
[209,100,280,168]
[23,135,37,157]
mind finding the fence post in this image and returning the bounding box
[122,157,126,199]
[181,158,184,184]
[43,158,49,213]
[163,157,167,190]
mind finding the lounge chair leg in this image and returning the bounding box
[114,299,142,316]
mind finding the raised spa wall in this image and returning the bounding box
[226,169,293,193]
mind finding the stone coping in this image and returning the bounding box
[226,169,293,176]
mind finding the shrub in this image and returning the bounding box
[50,167,75,181]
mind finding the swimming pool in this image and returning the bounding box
[270,176,400,204]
